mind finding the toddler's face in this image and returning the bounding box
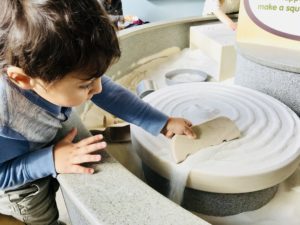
[33,71,102,107]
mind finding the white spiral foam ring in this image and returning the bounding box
[131,83,300,193]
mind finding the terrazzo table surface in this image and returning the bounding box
[58,143,210,225]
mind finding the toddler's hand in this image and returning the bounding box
[53,128,106,174]
[161,117,196,139]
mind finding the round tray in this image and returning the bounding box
[165,69,208,85]
[131,83,300,193]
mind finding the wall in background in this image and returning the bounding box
[122,0,204,22]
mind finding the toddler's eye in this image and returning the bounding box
[79,83,93,89]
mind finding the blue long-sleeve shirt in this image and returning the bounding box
[0,75,168,190]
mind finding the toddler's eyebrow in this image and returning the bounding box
[79,71,101,81]
[77,77,97,82]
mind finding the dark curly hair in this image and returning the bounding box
[0,0,121,83]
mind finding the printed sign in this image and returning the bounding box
[236,0,300,71]
[244,0,300,40]
[237,0,300,50]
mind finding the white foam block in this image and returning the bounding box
[190,23,237,81]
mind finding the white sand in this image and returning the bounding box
[116,47,216,90]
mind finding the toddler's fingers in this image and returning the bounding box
[78,141,107,154]
[72,154,101,165]
[184,119,193,127]
[165,130,174,139]
[70,165,95,174]
[184,127,196,139]
[75,134,103,148]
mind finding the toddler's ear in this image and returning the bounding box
[6,66,34,90]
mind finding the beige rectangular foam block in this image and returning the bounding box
[171,117,241,163]
[190,23,237,81]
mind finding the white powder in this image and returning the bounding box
[168,161,192,204]
[168,73,207,83]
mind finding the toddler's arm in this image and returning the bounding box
[203,0,237,30]
[0,135,56,190]
[91,76,195,138]
[92,76,169,135]
[0,129,106,190]
[213,8,237,30]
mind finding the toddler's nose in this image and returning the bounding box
[89,78,102,95]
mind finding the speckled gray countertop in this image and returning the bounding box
[58,143,210,225]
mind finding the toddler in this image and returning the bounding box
[0,0,195,224]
